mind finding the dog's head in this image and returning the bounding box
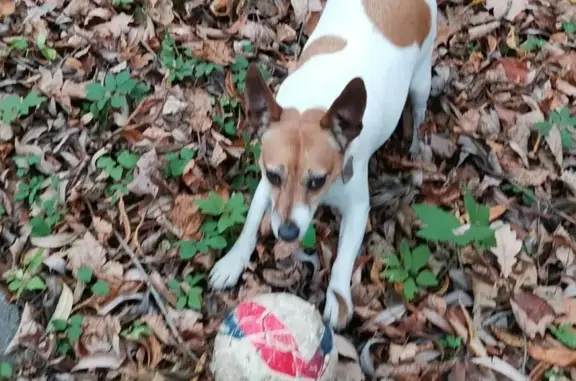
[244,64,367,242]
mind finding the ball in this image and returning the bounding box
[211,292,338,381]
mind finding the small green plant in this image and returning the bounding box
[160,33,219,83]
[549,324,576,349]
[0,363,12,379]
[96,150,140,203]
[9,36,28,52]
[52,314,83,355]
[412,190,495,250]
[439,334,462,360]
[15,176,44,205]
[85,70,147,124]
[520,36,547,52]
[563,21,576,35]
[112,0,133,5]
[230,135,260,194]
[177,192,248,259]
[36,33,56,61]
[91,280,110,296]
[168,274,204,310]
[121,320,152,340]
[213,95,240,136]
[501,182,536,206]
[440,335,462,349]
[3,249,46,298]
[196,192,248,235]
[12,154,41,177]
[76,266,110,296]
[163,147,196,178]
[535,107,576,150]
[29,198,66,237]
[229,56,249,91]
[381,240,438,301]
[0,91,46,124]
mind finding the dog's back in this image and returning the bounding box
[276,0,437,160]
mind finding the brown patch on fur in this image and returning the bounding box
[260,108,342,223]
[294,35,347,72]
[362,0,431,47]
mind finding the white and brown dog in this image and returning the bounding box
[209,0,437,329]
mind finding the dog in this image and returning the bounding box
[209,0,437,329]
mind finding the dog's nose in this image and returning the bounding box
[278,222,300,242]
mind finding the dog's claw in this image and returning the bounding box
[323,279,353,330]
[208,250,249,290]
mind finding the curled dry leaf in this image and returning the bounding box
[4,303,46,355]
[528,345,576,368]
[510,291,555,339]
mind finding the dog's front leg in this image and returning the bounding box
[209,179,271,290]
[323,181,370,329]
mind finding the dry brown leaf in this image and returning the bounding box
[545,125,563,167]
[290,0,323,25]
[93,13,133,38]
[185,88,213,133]
[0,0,15,16]
[510,291,555,339]
[489,222,522,278]
[528,345,576,367]
[77,315,122,359]
[168,194,204,239]
[93,217,113,243]
[4,303,46,355]
[65,231,107,276]
[188,40,234,65]
[147,0,174,26]
[458,109,480,133]
[556,297,576,325]
[140,314,174,345]
[389,343,418,364]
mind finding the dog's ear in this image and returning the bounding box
[320,78,367,184]
[245,64,283,137]
[320,77,367,148]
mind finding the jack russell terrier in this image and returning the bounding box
[209,0,437,329]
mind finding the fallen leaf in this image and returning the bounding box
[510,291,555,339]
[490,222,522,278]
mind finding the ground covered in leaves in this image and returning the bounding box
[1,0,576,379]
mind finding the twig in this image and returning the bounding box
[113,229,199,363]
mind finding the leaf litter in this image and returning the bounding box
[1,0,576,379]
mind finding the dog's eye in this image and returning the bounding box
[266,171,282,186]
[307,176,327,191]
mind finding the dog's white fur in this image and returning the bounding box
[209,0,437,329]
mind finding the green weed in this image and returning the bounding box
[168,274,204,310]
[0,90,45,124]
[51,314,83,355]
[381,239,438,301]
[121,320,152,340]
[163,147,196,178]
[176,192,248,260]
[535,107,576,150]
[3,249,46,298]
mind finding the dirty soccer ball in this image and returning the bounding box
[210,292,338,381]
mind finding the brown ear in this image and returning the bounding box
[320,77,367,149]
[245,64,283,137]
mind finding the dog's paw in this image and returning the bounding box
[408,139,420,157]
[208,250,249,290]
[323,280,353,330]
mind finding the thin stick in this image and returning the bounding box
[113,229,199,363]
